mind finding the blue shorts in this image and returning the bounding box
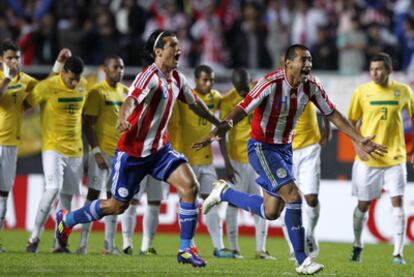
[248,138,295,197]
[110,144,187,202]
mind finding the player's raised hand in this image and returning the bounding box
[57,48,72,63]
[116,119,131,132]
[358,135,388,158]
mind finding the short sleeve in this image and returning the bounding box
[26,79,48,107]
[347,87,362,121]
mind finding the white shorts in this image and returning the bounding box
[191,164,217,196]
[0,146,18,192]
[87,152,113,191]
[42,150,83,195]
[292,143,321,195]
[229,160,262,196]
[134,175,169,202]
[352,160,406,201]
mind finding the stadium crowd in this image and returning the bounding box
[0,0,414,72]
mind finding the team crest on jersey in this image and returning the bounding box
[276,168,287,178]
[118,187,129,198]
[394,90,400,97]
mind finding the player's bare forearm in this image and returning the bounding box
[218,137,237,183]
[328,109,387,157]
[0,78,11,99]
[327,109,363,143]
[116,97,136,132]
[189,99,220,126]
[85,115,99,148]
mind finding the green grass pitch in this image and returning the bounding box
[0,230,413,276]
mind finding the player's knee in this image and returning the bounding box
[101,198,129,214]
[305,195,318,207]
[264,209,280,220]
[181,180,199,198]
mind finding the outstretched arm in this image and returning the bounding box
[327,108,387,157]
[193,106,247,150]
[188,98,221,126]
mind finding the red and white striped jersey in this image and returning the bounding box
[117,63,197,157]
[238,69,335,144]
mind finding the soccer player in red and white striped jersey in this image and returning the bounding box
[198,44,387,275]
[56,29,228,267]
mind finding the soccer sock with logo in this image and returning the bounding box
[280,211,295,256]
[205,205,224,250]
[305,202,320,238]
[353,207,367,248]
[104,215,118,251]
[221,188,266,218]
[392,207,405,256]
[0,196,7,230]
[141,204,160,251]
[178,202,198,251]
[79,200,92,248]
[30,188,58,240]
[255,215,268,253]
[225,205,239,251]
[64,199,104,228]
[121,204,137,250]
[285,200,307,265]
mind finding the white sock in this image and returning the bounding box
[59,193,73,211]
[205,205,224,250]
[353,207,367,248]
[30,188,58,241]
[79,200,92,248]
[121,205,137,250]
[280,210,294,255]
[255,215,268,253]
[104,215,118,250]
[225,205,239,251]
[0,196,7,230]
[141,204,160,251]
[305,202,320,238]
[392,207,405,256]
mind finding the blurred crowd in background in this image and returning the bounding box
[1,0,414,73]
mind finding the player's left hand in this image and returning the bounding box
[319,134,330,147]
[358,135,388,158]
[57,48,72,63]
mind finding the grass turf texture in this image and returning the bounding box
[0,230,412,276]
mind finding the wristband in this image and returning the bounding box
[52,60,64,73]
[91,147,102,155]
[3,63,12,80]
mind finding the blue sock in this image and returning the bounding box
[64,200,104,228]
[285,201,307,265]
[178,202,198,251]
[221,187,265,218]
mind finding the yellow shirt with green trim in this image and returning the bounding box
[292,103,321,150]
[84,80,127,156]
[168,103,182,152]
[221,88,252,163]
[26,74,88,157]
[0,71,38,146]
[177,88,222,165]
[348,80,414,167]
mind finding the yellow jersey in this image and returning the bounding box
[348,80,414,167]
[168,103,182,152]
[0,71,38,146]
[26,74,88,157]
[221,88,252,163]
[177,89,222,165]
[292,103,321,150]
[84,80,127,156]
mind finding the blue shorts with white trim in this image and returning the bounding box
[110,143,187,202]
[247,138,295,197]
